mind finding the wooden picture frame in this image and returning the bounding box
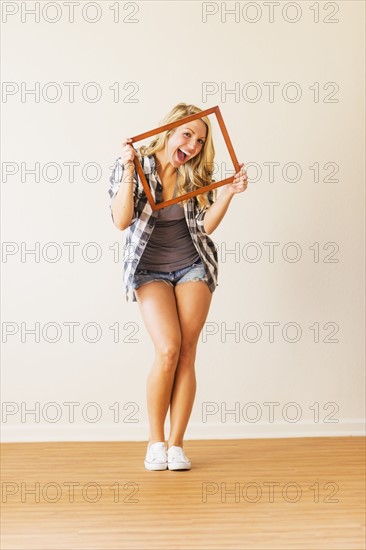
[129,105,240,211]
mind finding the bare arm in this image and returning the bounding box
[203,186,234,235]
[111,163,136,230]
[109,138,139,230]
[203,163,248,235]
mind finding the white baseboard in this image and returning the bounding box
[1,420,365,443]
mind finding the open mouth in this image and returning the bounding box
[177,148,188,162]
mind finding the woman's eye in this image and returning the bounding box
[183,132,204,145]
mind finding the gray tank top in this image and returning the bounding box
[138,201,200,271]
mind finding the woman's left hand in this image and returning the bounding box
[225,162,248,195]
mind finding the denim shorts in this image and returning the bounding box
[132,258,209,292]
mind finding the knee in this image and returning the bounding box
[157,343,181,373]
[176,343,197,370]
[179,342,197,361]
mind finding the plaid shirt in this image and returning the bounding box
[108,153,219,302]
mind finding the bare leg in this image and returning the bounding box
[135,281,181,445]
[168,281,213,448]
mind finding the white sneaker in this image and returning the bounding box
[167,445,191,470]
[144,442,167,471]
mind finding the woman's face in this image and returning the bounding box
[166,119,207,168]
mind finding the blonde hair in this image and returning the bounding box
[137,102,217,209]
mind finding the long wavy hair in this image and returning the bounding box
[137,103,217,209]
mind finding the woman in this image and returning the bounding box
[108,103,248,471]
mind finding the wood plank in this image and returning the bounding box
[1,437,365,549]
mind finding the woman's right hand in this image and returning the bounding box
[121,137,137,167]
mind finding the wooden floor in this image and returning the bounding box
[1,437,365,549]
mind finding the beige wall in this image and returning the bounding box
[2,1,365,441]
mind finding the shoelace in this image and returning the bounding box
[149,446,167,462]
[168,448,189,462]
